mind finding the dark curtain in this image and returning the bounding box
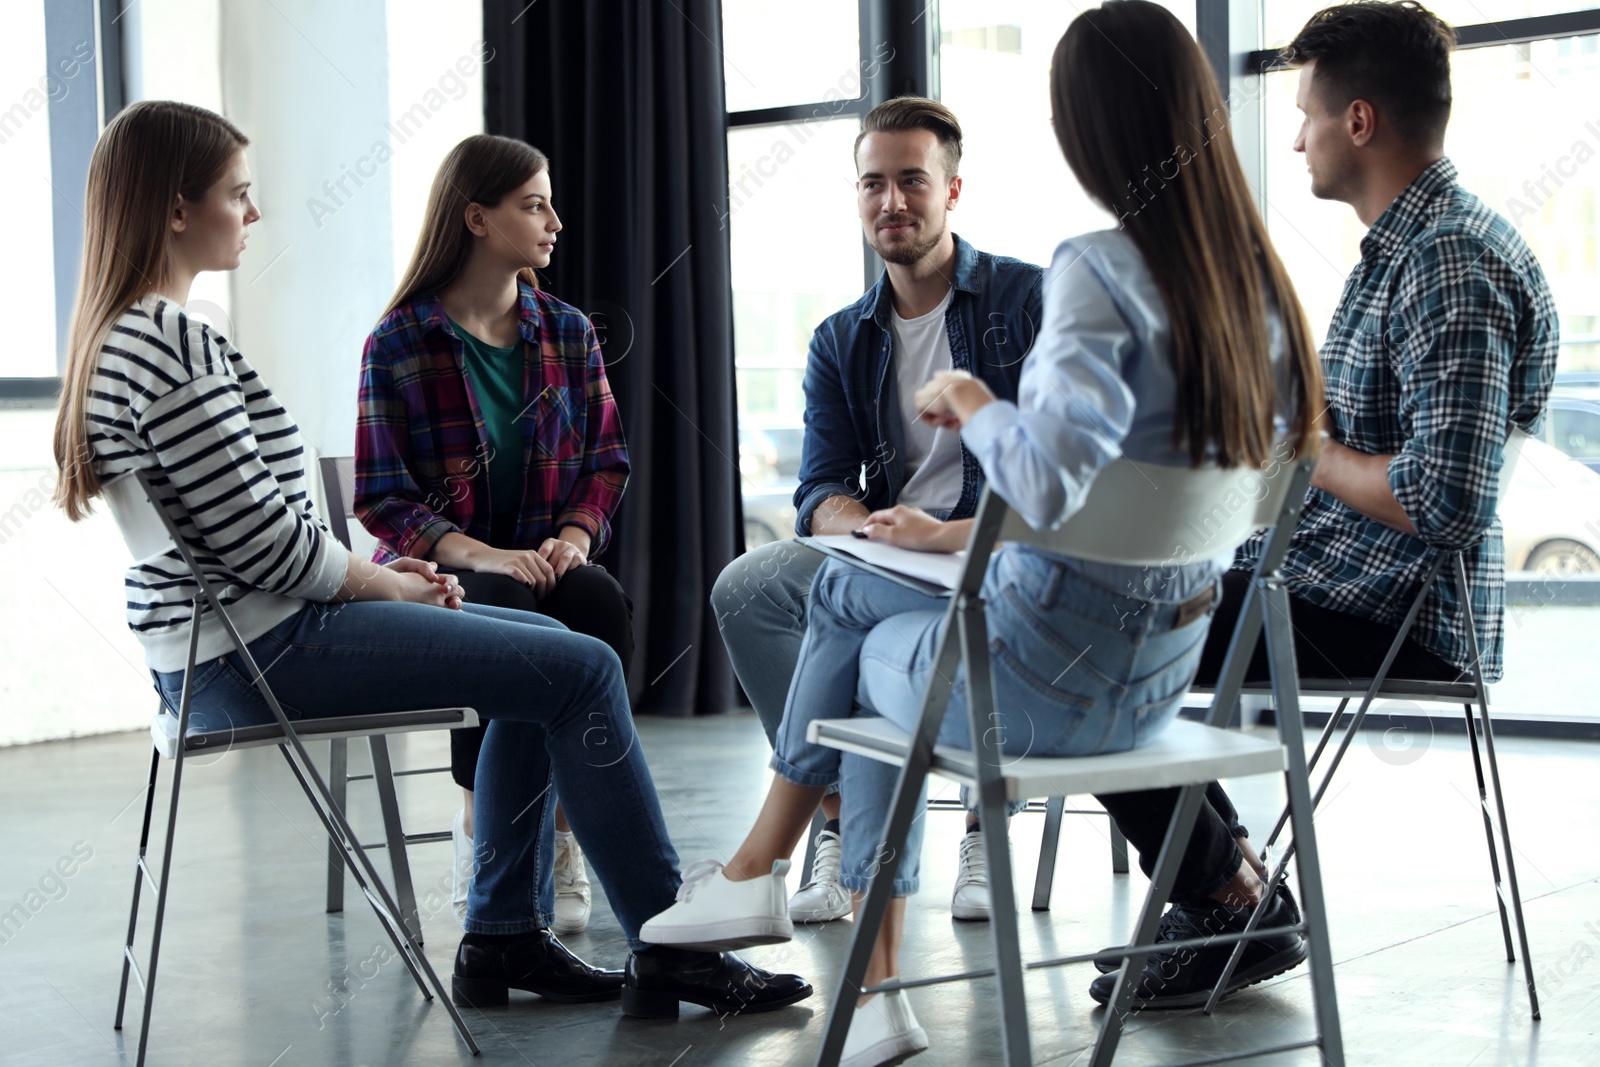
[483,0,741,716]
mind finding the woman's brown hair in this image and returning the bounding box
[382,134,549,320]
[1051,0,1324,468]
[53,100,250,520]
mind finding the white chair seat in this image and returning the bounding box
[807,717,1285,801]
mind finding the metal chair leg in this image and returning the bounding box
[1032,796,1065,911]
[1454,555,1540,1019]
[114,747,162,1031]
[1088,780,1212,1067]
[961,605,1030,1067]
[369,736,422,944]
[815,597,966,1067]
[326,737,347,916]
[1109,818,1130,875]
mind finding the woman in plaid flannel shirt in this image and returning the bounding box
[356,135,632,938]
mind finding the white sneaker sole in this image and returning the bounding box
[551,906,590,936]
[789,891,852,924]
[950,899,990,922]
[639,914,794,953]
[841,1027,929,1067]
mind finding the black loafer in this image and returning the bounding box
[452,929,624,1007]
[621,946,813,1019]
[1094,881,1302,974]
[1088,886,1307,1010]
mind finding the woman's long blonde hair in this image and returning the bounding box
[52,100,250,520]
[382,134,550,321]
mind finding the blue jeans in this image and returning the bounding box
[769,550,1220,896]
[154,601,680,949]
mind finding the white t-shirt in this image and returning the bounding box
[891,287,963,514]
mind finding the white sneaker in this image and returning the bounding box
[950,831,990,921]
[841,990,929,1067]
[552,830,592,935]
[789,829,852,923]
[450,808,472,928]
[640,859,794,951]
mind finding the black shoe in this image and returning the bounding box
[621,946,813,1019]
[451,929,624,1007]
[1087,886,1307,1010]
[1094,880,1302,975]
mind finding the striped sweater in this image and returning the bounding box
[87,295,348,672]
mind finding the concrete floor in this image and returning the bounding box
[0,711,1595,1067]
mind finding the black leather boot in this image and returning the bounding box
[621,946,812,1018]
[451,930,624,1007]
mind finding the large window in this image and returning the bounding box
[1266,2,1600,47]
[1261,27,1600,721]
[1,1,73,379]
[939,0,1195,266]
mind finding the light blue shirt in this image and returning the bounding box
[961,229,1293,601]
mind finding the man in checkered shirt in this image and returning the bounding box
[1100,1,1560,1011]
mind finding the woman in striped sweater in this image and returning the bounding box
[51,99,809,1021]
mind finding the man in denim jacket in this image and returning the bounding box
[711,97,1042,925]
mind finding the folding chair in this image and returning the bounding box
[318,455,459,943]
[1200,428,1540,1018]
[808,452,1344,1067]
[105,469,480,1066]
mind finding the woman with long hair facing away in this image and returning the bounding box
[355,134,632,935]
[53,99,809,1020]
[640,3,1325,1063]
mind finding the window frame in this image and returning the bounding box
[1,0,123,400]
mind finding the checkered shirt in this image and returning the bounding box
[1237,158,1559,681]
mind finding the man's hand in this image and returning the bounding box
[860,506,971,554]
[1310,440,1418,536]
[914,370,996,432]
[387,557,466,609]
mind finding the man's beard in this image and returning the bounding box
[870,217,946,265]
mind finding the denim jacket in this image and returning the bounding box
[793,233,1044,534]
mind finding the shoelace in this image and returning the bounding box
[799,831,843,889]
[554,838,590,891]
[675,858,725,902]
[956,833,989,885]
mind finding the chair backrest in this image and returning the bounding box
[317,455,380,558]
[102,469,179,563]
[318,455,357,548]
[995,451,1315,567]
[1496,427,1533,509]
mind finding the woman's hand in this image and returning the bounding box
[538,536,588,578]
[913,370,996,432]
[465,545,558,596]
[387,557,465,609]
[859,506,968,553]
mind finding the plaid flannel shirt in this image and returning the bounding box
[354,282,628,563]
[1237,159,1558,681]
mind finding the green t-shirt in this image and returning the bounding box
[448,315,526,538]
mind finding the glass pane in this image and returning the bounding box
[1266,3,1600,49]
[1262,36,1600,718]
[386,0,486,290]
[728,119,865,546]
[938,0,1196,266]
[721,0,862,113]
[0,0,60,377]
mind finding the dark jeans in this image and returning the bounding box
[1099,568,1458,906]
[446,564,636,791]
